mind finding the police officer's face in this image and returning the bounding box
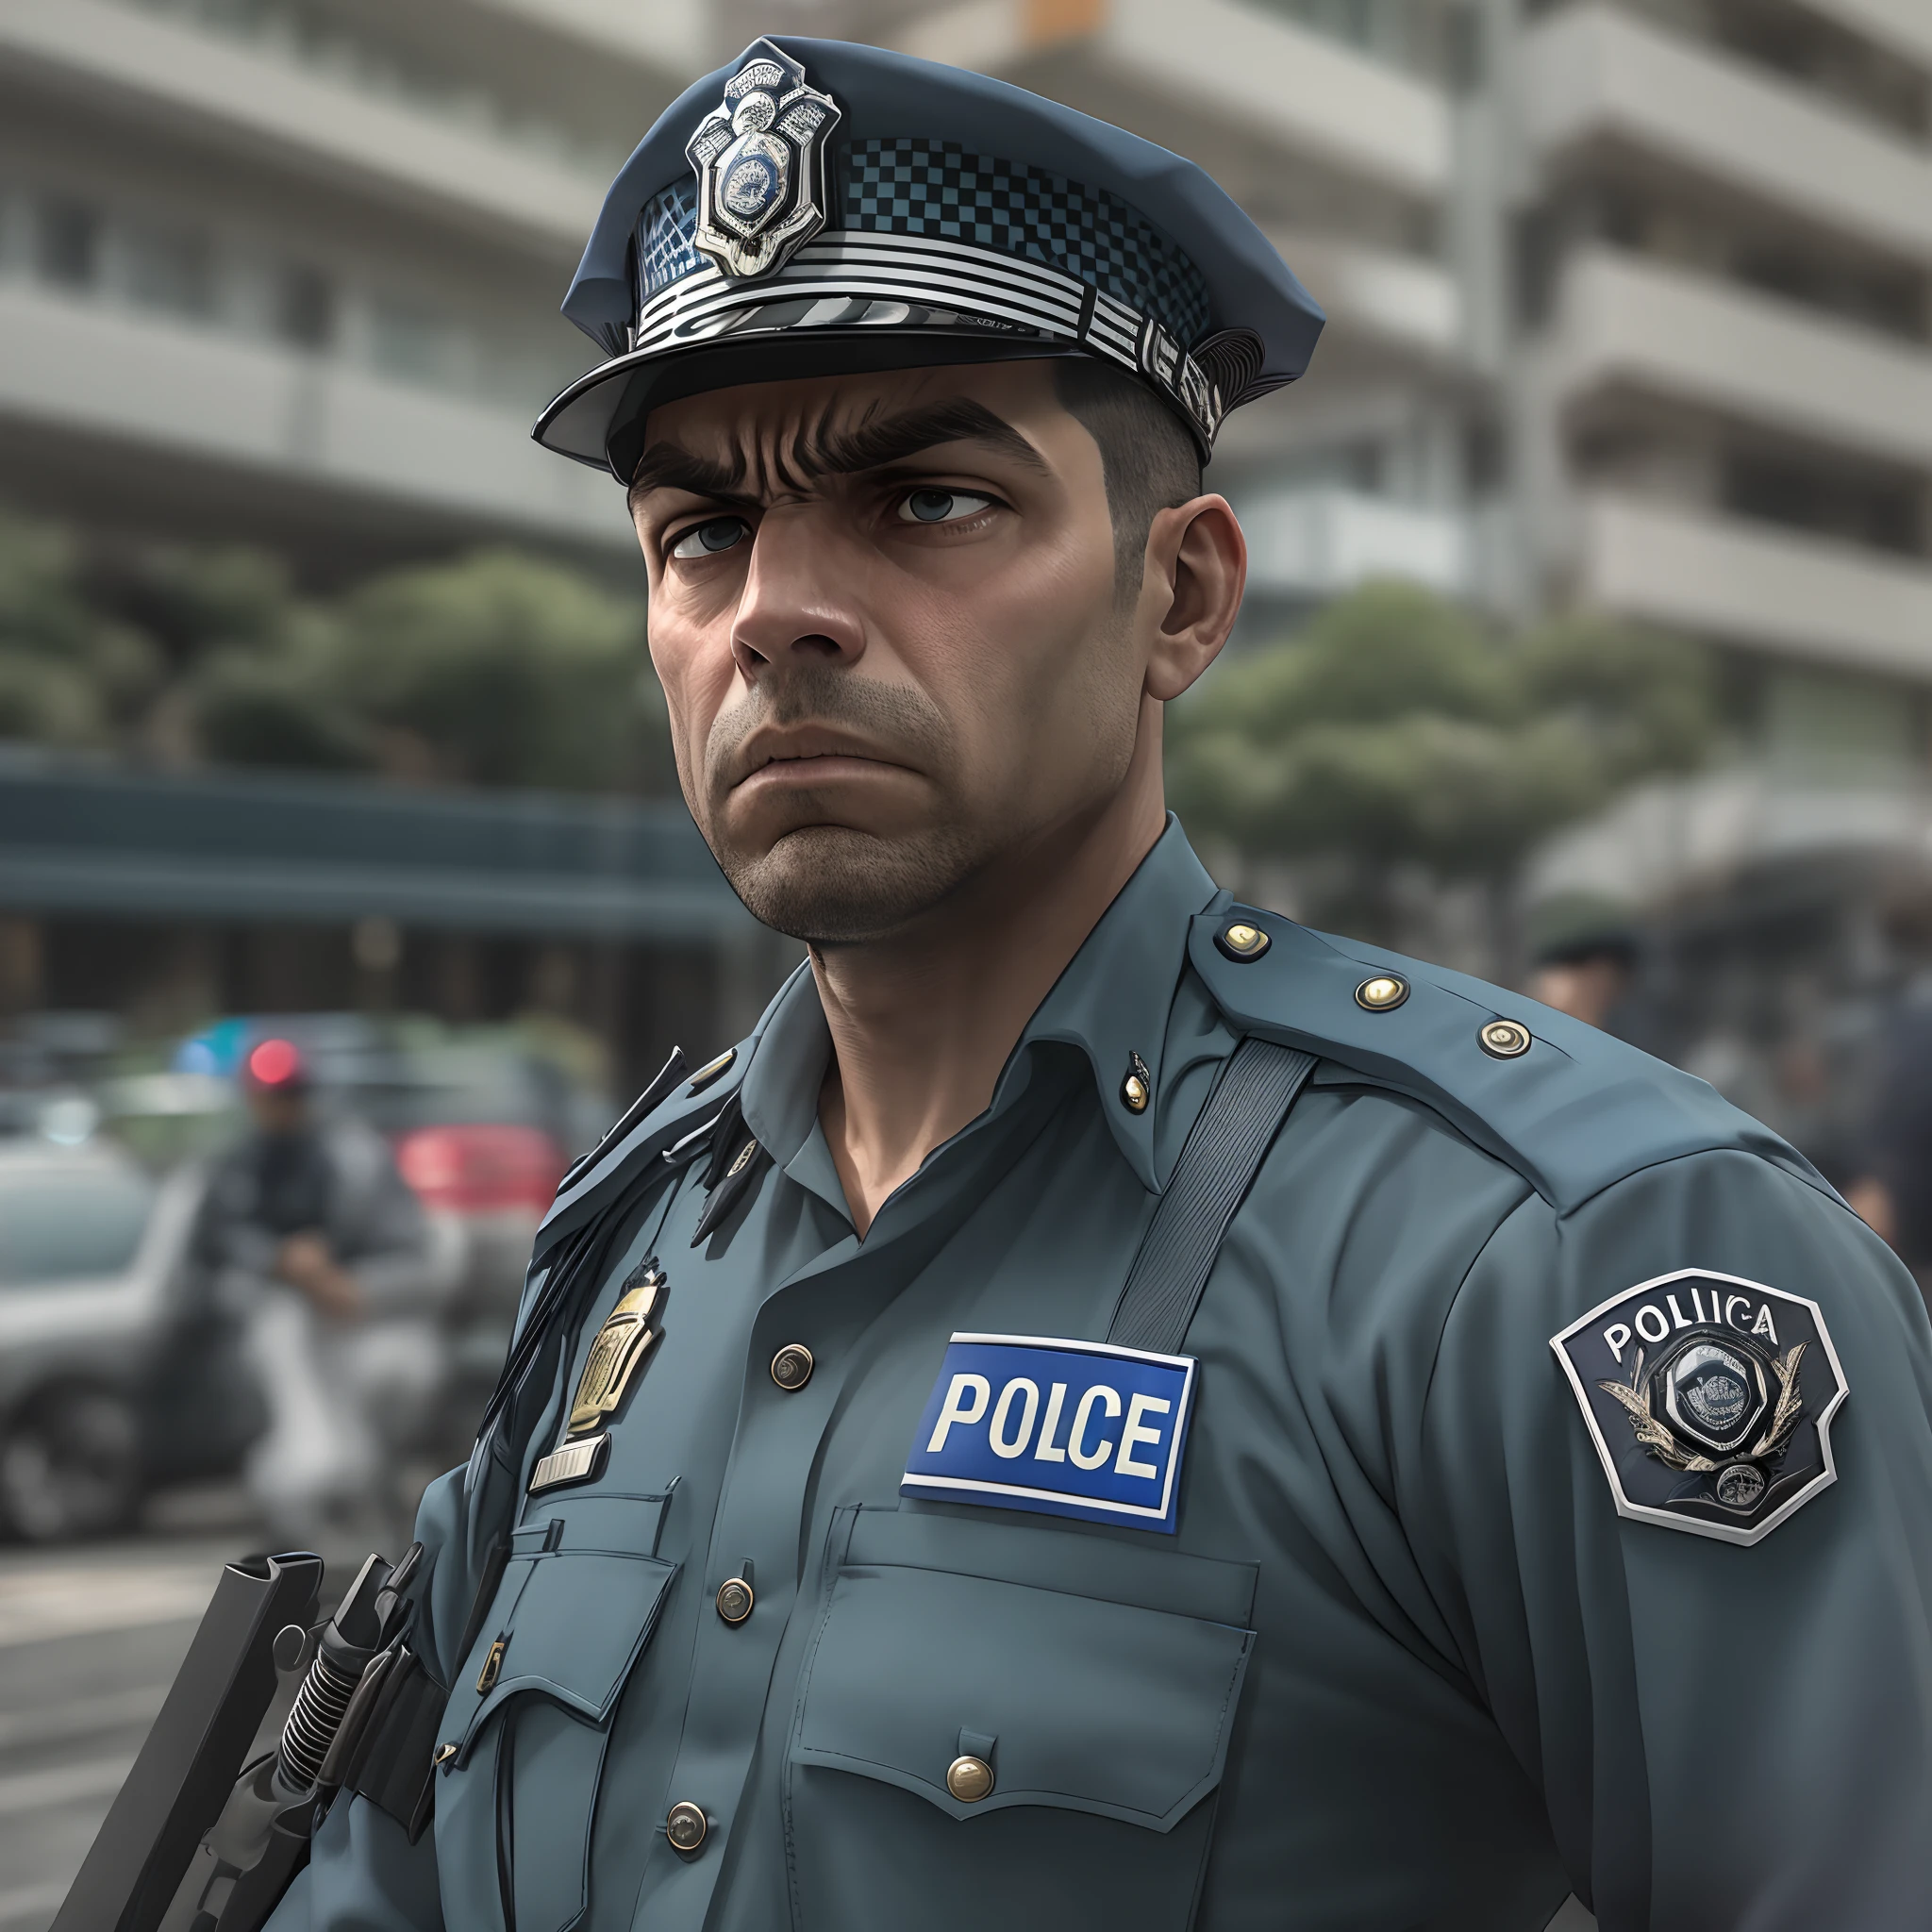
[631,360,1208,944]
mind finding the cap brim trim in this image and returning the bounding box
[531,328,1083,476]
[533,228,1225,475]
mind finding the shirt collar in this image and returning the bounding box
[738,816,1223,1194]
[1015,815,1222,1190]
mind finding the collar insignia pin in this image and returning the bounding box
[686,41,841,281]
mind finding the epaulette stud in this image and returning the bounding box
[1355,974,1409,1011]
[1215,919,1271,961]
[1478,1019,1533,1059]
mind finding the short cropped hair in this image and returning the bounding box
[1052,358,1204,600]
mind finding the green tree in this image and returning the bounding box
[1165,580,1718,930]
[186,548,673,793]
[191,612,374,773]
[0,517,163,747]
[330,550,666,792]
[2,518,675,795]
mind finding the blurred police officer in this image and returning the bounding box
[196,1038,454,1541]
[272,38,1932,1932]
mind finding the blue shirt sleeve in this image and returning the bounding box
[1416,1149,1932,1928]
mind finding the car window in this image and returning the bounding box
[0,1168,158,1287]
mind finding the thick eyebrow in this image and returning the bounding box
[626,398,1049,511]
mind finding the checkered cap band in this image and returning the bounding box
[632,140,1209,346]
[840,139,1209,345]
[640,179,702,298]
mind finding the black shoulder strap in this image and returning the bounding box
[1107,1037,1316,1356]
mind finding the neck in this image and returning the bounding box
[815,711,1166,1236]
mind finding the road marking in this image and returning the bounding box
[0,1753,131,1818]
[0,1565,213,1647]
[0,1877,70,1927]
[0,1684,170,1751]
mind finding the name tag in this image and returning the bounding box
[901,1333,1196,1533]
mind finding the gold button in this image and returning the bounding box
[716,1577,754,1625]
[1121,1074,1149,1113]
[770,1342,814,1391]
[1355,974,1408,1011]
[945,1755,994,1802]
[1215,920,1271,962]
[666,1801,708,1852]
[475,1637,506,1693]
[688,1047,736,1093]
[1478,1019,1532,1059]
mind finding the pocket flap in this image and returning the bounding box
[440,1498,678,1763]
[793,1559,1252,1832]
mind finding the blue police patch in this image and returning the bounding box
[901,1333,1195,1532]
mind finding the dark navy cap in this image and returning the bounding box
[533,36,1324,481]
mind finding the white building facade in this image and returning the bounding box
[4,0,1928,747]
[0,0,718,574]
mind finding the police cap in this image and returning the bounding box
[533,36,1324,482]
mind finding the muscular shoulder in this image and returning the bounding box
[1191,904,1826,1216]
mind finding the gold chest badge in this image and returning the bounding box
[567,1261,667,1436]
[531,1260,668,1495]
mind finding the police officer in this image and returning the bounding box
[273,39,1932,1932]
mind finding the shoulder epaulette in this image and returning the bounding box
[532,1038,753,1262]
[1190,903,1830,1216]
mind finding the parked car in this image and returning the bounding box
[0,1139,241,1540]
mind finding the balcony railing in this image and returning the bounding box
[1547,246,1932,474]
[0,279,631,548]
[1579,493,1932,680]
[1522,6,1932,266]
[0,0,605,258]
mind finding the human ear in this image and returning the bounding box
[1140,496,1245,702]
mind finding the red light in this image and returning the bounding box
[247,1038,304,1088]
[394,1124,566,1213]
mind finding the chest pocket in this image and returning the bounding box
[786,1505,1257,1932]
[435,1491,678,1932]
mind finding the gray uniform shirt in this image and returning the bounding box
[274,824,1932,1932]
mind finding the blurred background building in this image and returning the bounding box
[0,0,686,572]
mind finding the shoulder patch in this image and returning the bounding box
[1551,1269,1849,1545]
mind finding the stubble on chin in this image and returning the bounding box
[697,667,984,945]
[723,818,984,945]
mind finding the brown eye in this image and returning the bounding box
[671,516,749,558]
[896,489,993,525]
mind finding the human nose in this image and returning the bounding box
[729,507,865,680]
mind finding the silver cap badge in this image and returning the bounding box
[686,41,841,282]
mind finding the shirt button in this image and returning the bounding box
[666,1801,708,1853]
[770,1342,814,1391]
[715,1576,754,1624]
[946,1756,994,1802]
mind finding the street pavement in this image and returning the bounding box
[0,1537,229,1931]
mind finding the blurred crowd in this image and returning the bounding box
[1528,890,1932,1309]
[0,1008,610,1547]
